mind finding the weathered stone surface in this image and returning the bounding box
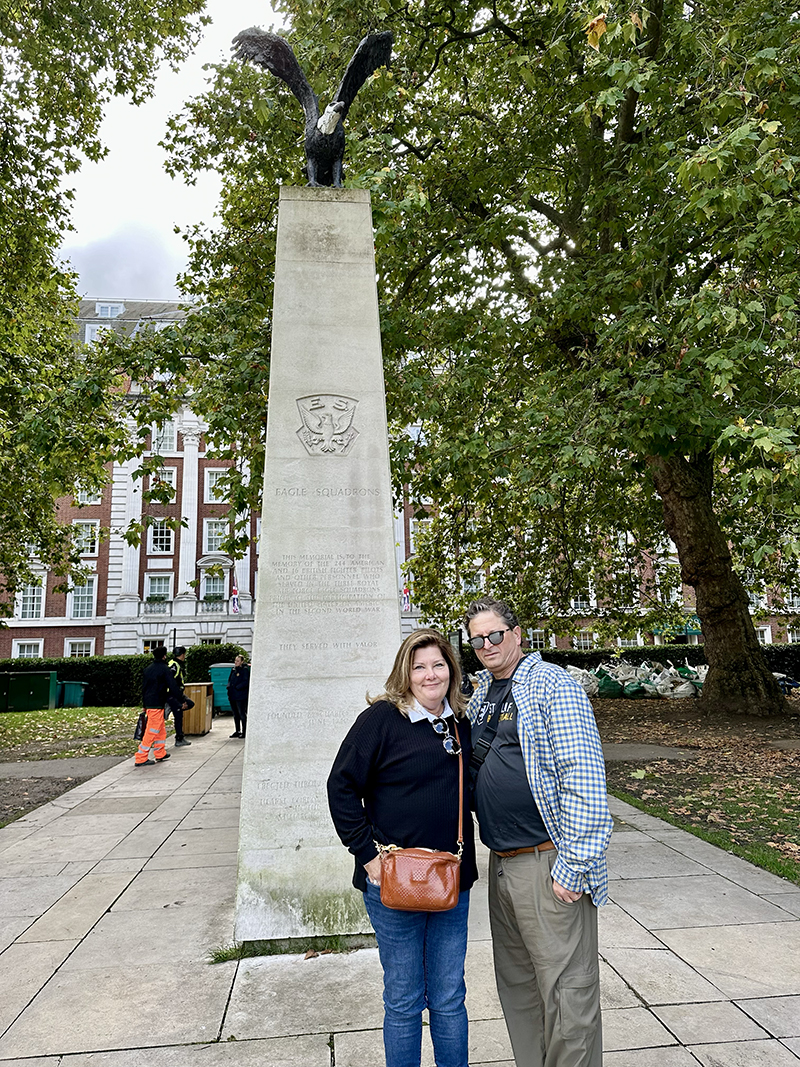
[653,1001,770,1044]
[224,950,384,1040]
[236,187,401,940]
[661,922,800,998]
[688,1039,800,1066]
[0,961,237,1057]
[609,874,794,930]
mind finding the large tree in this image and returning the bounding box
[148,0,800,714]
[0,0,207,604]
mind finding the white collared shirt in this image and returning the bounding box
[407,697,455,723]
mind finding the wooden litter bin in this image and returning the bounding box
[183,683,213,735]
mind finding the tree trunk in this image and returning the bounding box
[646,451,786,716]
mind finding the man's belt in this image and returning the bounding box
[493,841,556,858]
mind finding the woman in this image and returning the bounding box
[227,654,250,738]
[327,629,477,1067]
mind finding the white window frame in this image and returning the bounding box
[69,576,97,620]
[142,638,167,653]
[146,574,173,599]
[572,629,596,651]
[75,487,103,506]
[788,629,800,644]
[408,517,432,555]
[527,628,547,650]
[95,302,123,318]
[85,324,103,344]
[12,639,43,658]
[203,572,227,600]
[65,638,95,657]
[204,518,228,554]
[617,634,643,648]
[150,467,177,502]
[204,468,228,503]
[72,520,99,557]
[17,580,44,620]
[570,591,592,612]
[148,520,174,556]
[755,625,772,645]
[151,421,176,454]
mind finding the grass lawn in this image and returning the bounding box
[597,697,800,887]
[0,705,139,761]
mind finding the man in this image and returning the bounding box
[464,596,612,1067]
[167,646,192,747]
[226,654,250,738]
[136,646,187,767]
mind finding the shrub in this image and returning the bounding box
[0,640,247,706]
[185,643,246,682]
[0,654,149,707]
[461,642,800,682]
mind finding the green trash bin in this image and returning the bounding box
[61,681,87,708]
[210,664,235,713]
[5,671,58,711]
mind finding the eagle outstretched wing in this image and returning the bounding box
[333,32,393,119]
[232,29,317,118]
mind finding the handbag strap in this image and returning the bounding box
[453,718,463,858]
[468,670,517,783]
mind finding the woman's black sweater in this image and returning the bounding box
[327,700,478,893]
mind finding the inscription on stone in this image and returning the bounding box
[296,394,359,456]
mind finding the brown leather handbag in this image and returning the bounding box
[376,721,463,912]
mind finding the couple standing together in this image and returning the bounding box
[328,596,613,1067]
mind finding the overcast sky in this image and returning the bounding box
[61,1,282,301]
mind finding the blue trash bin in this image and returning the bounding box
[210,664,234,713]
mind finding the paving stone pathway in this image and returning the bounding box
[0,729,798,1065]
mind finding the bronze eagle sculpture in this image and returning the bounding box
[232,29,393,187]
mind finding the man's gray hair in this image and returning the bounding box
[463,597,519,634]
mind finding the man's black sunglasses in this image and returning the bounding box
[468,628,510,650]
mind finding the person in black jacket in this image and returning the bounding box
[167,646,192,747]
[327,629,476,1067]
[227,654,250,738]
[136,646,187,767]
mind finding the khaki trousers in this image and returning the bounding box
[488,850,602,1067]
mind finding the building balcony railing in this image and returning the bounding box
[136,598,251,618]
[142,600,171,615]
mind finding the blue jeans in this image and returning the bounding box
[364,882,470,1067]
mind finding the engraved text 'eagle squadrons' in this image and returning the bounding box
[296,394,359,456]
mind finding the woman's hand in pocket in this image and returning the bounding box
[364,856,382,886]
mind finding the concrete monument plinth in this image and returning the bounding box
[235,187,402,942]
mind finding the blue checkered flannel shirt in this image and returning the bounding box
[468,652,613,904]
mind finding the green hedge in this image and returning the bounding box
[0,654,150,707]
[185,643,246,682]
[463,642,800,679]
[0,641,247,707]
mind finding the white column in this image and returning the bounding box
[174,423,201,614]
[112,455,143,615]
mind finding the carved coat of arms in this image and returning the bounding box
[296,394,359,456]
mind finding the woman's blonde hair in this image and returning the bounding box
[368,628,466,717]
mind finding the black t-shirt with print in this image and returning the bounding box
[472,676,549,851]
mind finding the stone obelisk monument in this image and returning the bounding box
[235,186,402,943]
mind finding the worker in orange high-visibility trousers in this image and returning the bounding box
[136,646,186,767]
